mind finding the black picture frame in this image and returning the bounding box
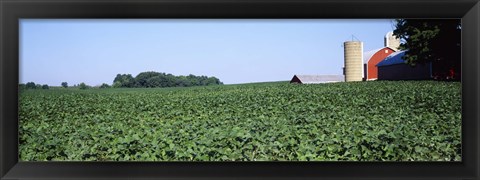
[1,0,479,179]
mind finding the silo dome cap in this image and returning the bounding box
[385,31,394,38]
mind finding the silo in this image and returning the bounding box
[385,31,401,51]
[344,41,363,82]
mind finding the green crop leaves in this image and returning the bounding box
[19,81,461,161]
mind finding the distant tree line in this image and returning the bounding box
[19,82,49,90]
[19,81,92,90]
[113,71,223,88]
[19,72,223,90]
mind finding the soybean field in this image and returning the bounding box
[19,81,461,161]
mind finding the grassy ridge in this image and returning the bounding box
[19,81,461,161]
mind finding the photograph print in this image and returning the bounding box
[19,19,461,161]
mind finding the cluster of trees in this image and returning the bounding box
[19,71,216,91]
[20,81,107,90]
[61,82,105,90]
[78,82,89,90]
[393,19,461,80]
[66,82,109,89]
[113,71,223,88]
[99,83,111,88]
[19,82,49,90]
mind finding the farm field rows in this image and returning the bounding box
[19,81,461,161]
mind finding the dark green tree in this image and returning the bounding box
[113,74,135,88]
[206,77,222,85]
[393,19,461,80]
[134,71,162,87]
[145,76,163,87]
[79,82,89,90]
[164,74,176,87]
[187,74,199,86]
[175,76,189,87]
[61,82,68,88]
[99,83,111,88]
[19,83,26,91]
[42,84,49,89]
[26,82,36,89]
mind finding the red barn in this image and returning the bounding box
[363,47,395,80]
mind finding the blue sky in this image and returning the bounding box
[20,19,396,86]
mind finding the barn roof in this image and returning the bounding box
[376,50,407,67]
[292,75,344,84]
[363,47,395,63]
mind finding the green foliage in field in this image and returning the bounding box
[19,81,461,161]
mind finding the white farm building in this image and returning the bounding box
[290,75,344,84]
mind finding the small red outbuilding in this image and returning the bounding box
[363,47,395,80]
